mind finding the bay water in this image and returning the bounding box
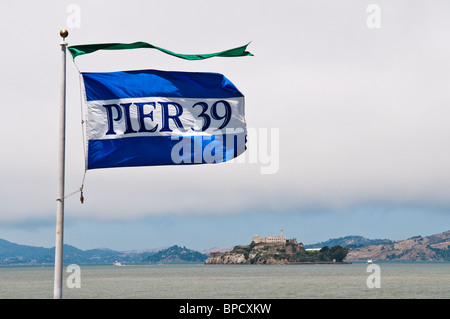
[1,262,449,299]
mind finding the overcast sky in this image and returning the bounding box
[1,1,450,251]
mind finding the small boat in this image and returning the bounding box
[113,261,122,266]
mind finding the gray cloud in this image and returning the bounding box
[1,1,450,222]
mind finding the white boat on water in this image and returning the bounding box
[113,261,122,266]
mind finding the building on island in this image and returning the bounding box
[252,228,297,245]
[209,251,223,258]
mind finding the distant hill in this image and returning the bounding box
[304,235,394,249]
[345,230,450,261]
[0,238,131,265]
[0,239,206,265]
[2,230,449,265]
[0,238,55,264]
[143,245,208,264]
[304,231,450,261]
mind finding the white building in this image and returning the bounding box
[252,228,287,244]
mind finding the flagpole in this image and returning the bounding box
[54,29,68,299]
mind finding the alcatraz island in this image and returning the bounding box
[205,229,349,265]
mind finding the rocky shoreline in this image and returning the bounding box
[205,241,349,265]
[205,260,351,265]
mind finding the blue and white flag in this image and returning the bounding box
[80,69,247,169]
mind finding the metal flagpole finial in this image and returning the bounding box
[60,29,69,40]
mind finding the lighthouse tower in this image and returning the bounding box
[280,228,286,243]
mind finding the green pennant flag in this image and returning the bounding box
[68,41,253,60]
